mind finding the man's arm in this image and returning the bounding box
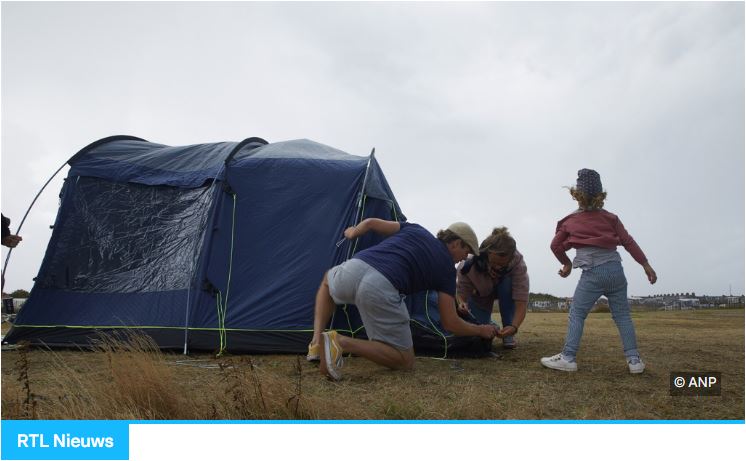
[455,262,474,316]
[344,218,400,240]
[437,292,496,339]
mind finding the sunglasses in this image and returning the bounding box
[491,251,511,258]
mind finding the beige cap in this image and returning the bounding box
[447,222,480,256]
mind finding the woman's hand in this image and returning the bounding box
[496,325,518,338]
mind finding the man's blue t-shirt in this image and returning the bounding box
[353,222,457,296]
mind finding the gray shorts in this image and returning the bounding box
[327,258,413,351]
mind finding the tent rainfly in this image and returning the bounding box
[4,136,406,353]
[4,135,488,357]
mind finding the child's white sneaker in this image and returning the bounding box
[627,356,645,374]
[540,353,578,372]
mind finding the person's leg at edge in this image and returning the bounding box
[561,270,602,360]
[605,266,640,358]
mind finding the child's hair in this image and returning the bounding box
[569,187,607,210]
[480,227,516,256]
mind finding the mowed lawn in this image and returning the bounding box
[1,309,743,420]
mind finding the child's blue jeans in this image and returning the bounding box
[562,261,640,360]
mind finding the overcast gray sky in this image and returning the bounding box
[1,1,743,298]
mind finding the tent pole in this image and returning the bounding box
[2,161,68,291]
[333,149,375,334]
[183,289,191,355]
[345,148,375,261]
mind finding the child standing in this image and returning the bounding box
[541,169,657,373]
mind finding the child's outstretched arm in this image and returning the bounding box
[613,217,657,284]
[643,262,657,284]
[551,228,573,278]
[614,217,648,265]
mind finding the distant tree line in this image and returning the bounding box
[9,289,29,298]
[529,292,564,302]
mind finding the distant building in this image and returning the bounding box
[525,293,743,312]
[726,296,742,305]
[531,300,552,309]
[678,298,700,308]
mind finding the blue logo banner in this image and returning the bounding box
[1,420,129,460]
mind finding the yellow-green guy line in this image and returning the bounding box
[424,290,449,359]
[214,193,237,355]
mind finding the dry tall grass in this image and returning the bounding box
[1,309,743,420]
[2,334,195,419]
[1,333,319,420]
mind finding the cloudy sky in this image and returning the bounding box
[1,1,743,298]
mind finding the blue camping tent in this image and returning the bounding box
[4,136,406,354]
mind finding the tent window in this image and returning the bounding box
[36,177,212,293]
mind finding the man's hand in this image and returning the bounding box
[343,226,358,240]
[558,264,572,278]
[2,234,22,248]
[477,324,497,340]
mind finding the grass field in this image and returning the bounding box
[1,309,743,420]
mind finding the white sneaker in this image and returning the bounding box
[627,356,645,374]
[540,353,578,372]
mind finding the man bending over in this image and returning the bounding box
[307,219,497,380]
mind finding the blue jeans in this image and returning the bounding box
[469,276,515,329]
[562,261,640,360]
